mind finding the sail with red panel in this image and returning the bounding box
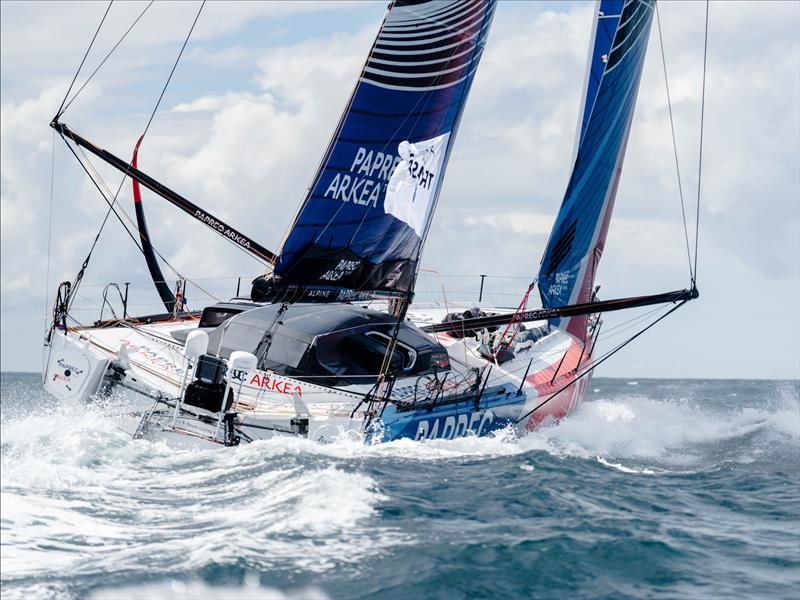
[253,0,497,303]
[538,0,655,340]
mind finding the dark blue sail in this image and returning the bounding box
[267,0,497,302]
[538,0,655,340]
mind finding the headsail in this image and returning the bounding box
[538,0,655,340]
[260,0,497,302]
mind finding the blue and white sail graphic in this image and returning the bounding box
[271,0,496,300]
[538,0,655,340]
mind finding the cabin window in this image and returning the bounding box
[199,306,245,328]
[314,329,416,381]
[365,332,417,372]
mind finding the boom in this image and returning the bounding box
[421,287,699,335]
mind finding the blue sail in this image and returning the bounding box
[267,0,497,302]
[538,0,655,340]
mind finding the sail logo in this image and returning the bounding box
[323,147,402,208]
[320,259,360,282]
[406,157,435,190]
[384,133,450,237]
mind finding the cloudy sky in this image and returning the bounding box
[1,1,798,379]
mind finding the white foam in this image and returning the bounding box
[515,392,800,471]
[2,383,798,586]
[87,580,329,600]
[596,456,658,474]
[1,402,401,578]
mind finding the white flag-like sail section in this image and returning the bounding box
[384,133,450,237]
[537,0,655,340]
[256,1,497,303]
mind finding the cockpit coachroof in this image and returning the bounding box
[205,302,450,383]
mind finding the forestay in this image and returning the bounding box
[538,0,655,340]
[268,0,497,301]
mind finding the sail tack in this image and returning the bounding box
[270,0,497,301]
[538,0,655,339]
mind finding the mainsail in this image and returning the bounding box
[260,0,497,302]
[538,0,655,340]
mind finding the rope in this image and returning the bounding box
[61,1,155,115]
[61,1,207,311]
[693,0,709,285]
[54,1,113,120]
[140,1,205,142]
[656,3,693,284]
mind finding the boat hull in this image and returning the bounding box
[41,308,594,447]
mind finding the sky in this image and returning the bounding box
[1,0,798,379]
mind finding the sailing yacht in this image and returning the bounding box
[42,0,698,446]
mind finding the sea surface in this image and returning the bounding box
[1,373,798,600]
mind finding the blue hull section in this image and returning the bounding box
[379,384,525,442]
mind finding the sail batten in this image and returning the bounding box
[538,0,655,340]
[261,0,497,303]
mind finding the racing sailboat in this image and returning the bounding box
[42,0,699,446]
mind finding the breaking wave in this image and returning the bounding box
[1,375,798,599]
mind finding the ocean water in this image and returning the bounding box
[1,373,798,600]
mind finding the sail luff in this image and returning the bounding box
[570,1,603,165]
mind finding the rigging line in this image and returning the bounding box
[140,0,205,142]
[693,0,709,285]
[656,3,693,284]
[515,300,688,425]
[55,0,113,120]
[61,1,208,309]
[59,132,146,277]
[61,1,155,114]
[71,140,222,302]
[591,303,667,339]
[44,129,56,330]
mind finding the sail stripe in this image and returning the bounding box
[384,4,484,34]
[382,3,486,37]
[389,0,468,24]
